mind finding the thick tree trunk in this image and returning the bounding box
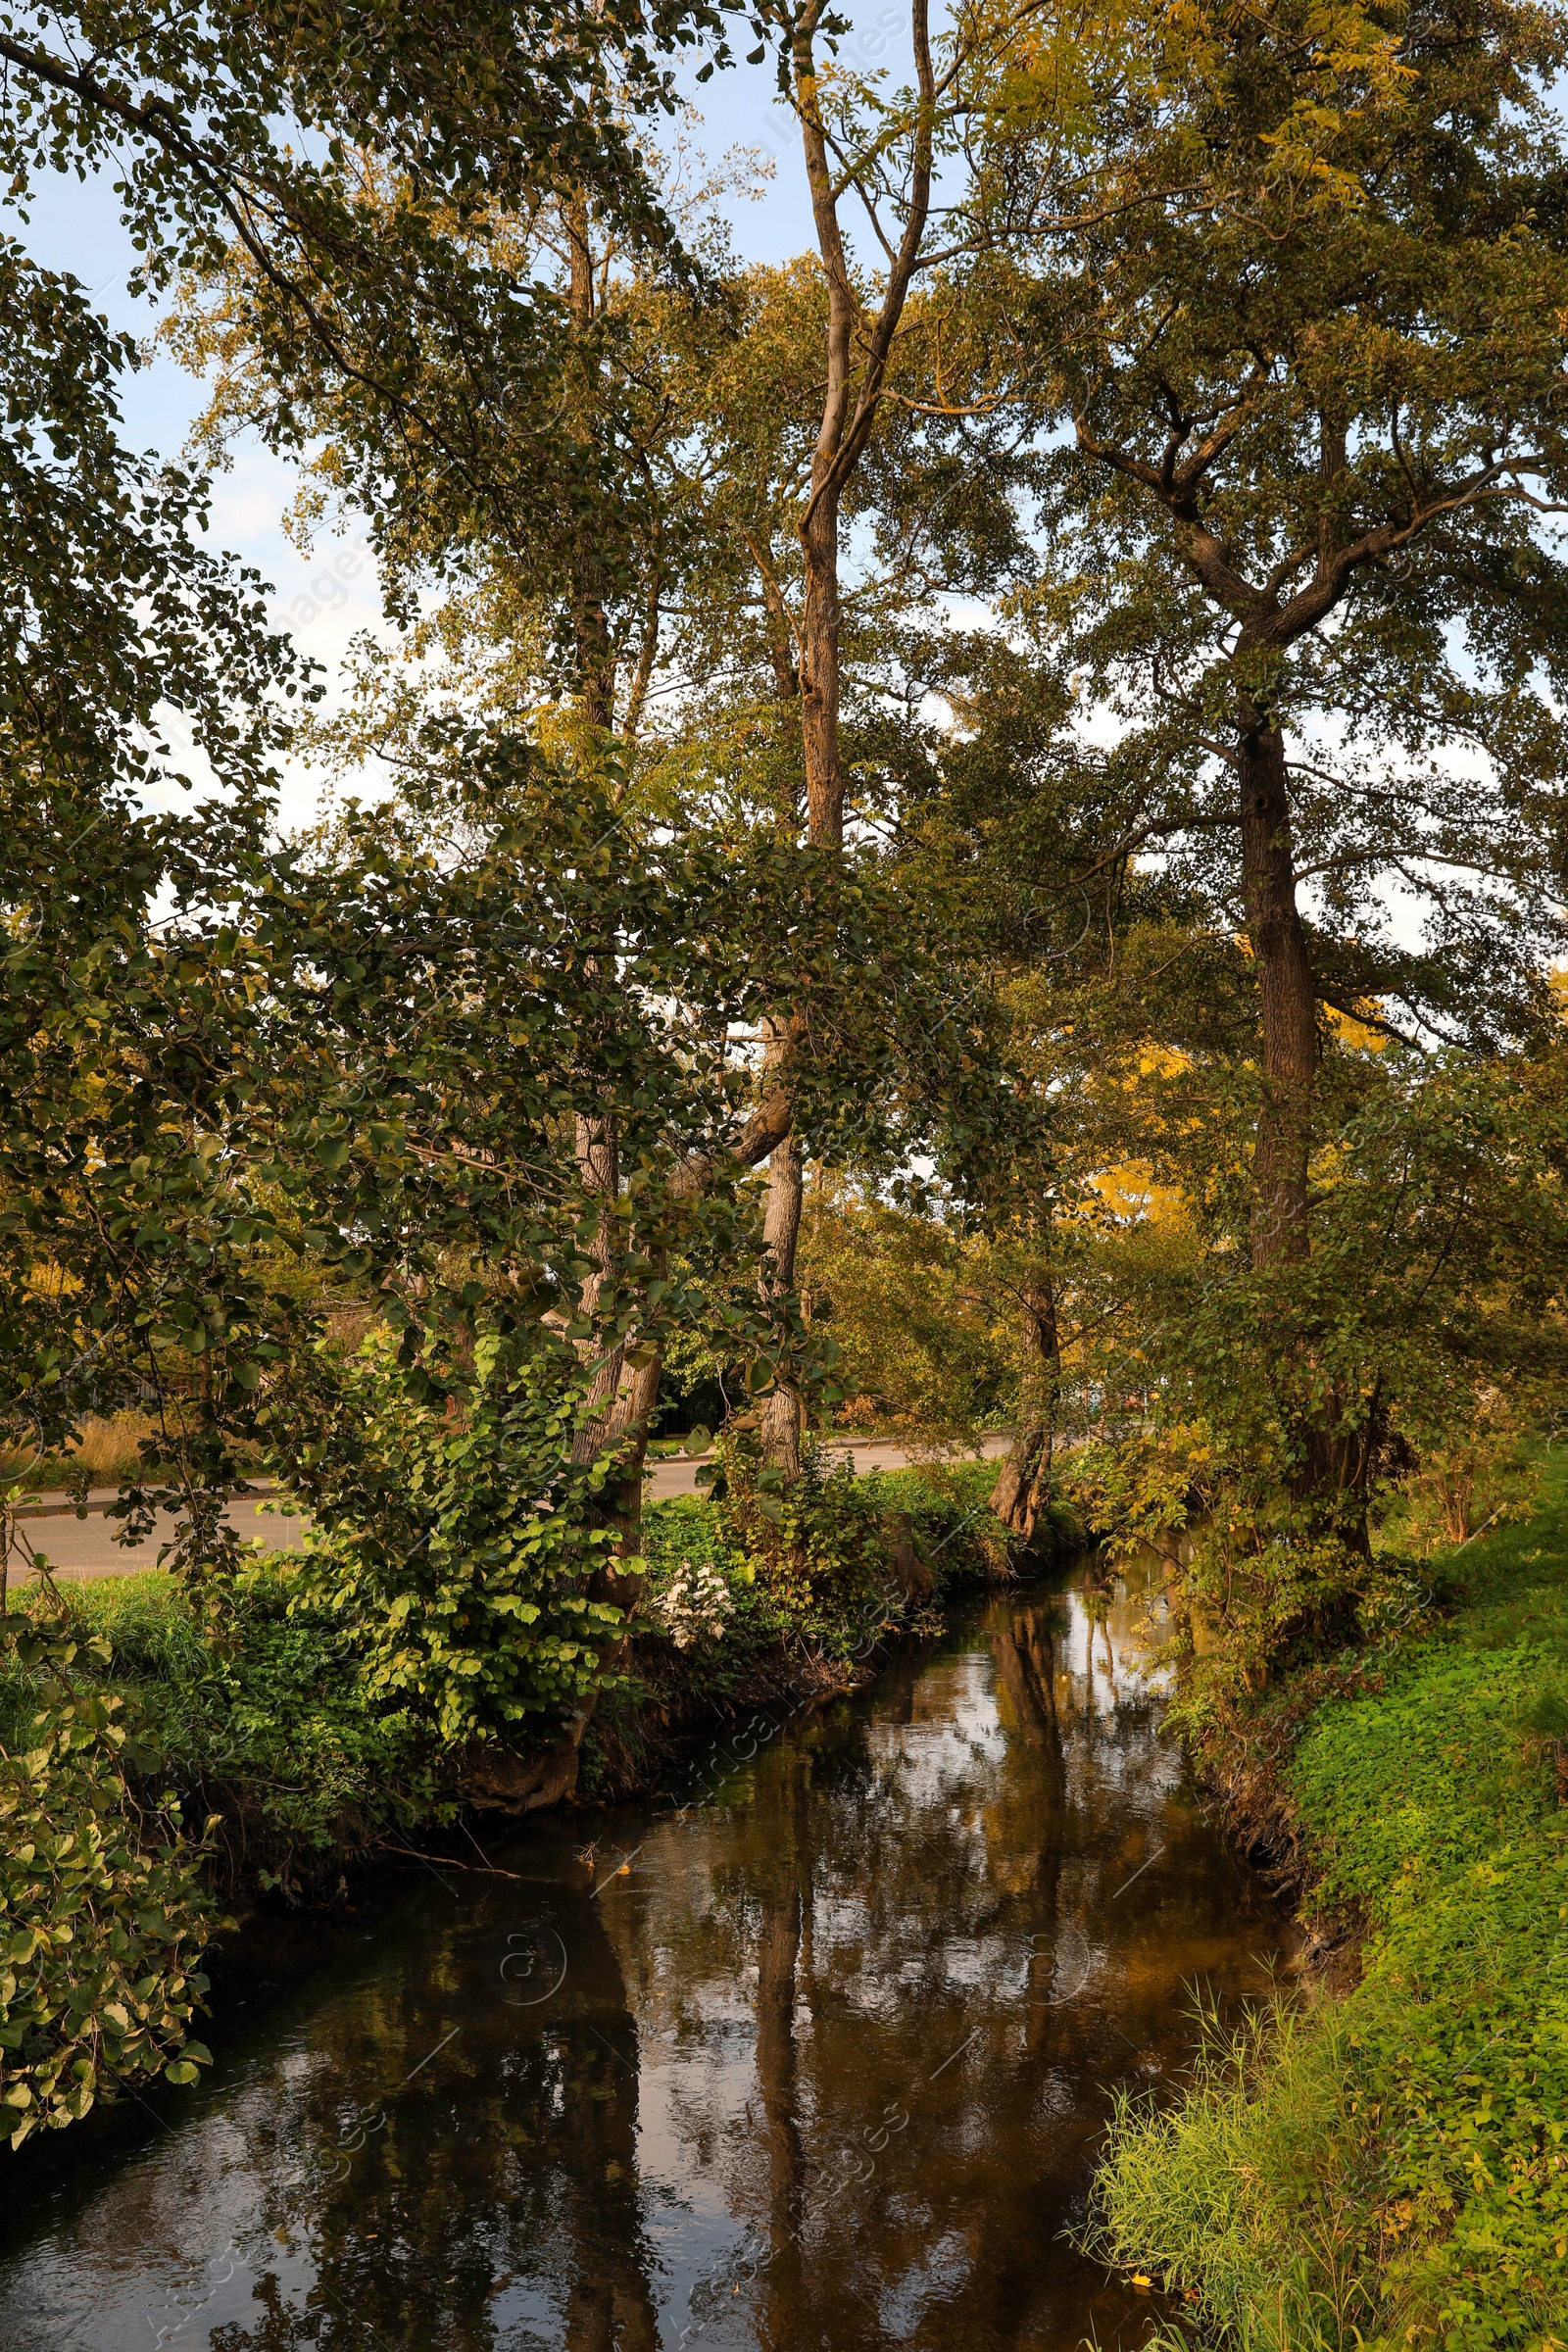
[1237,720,1318,1266]
[1235,721,1378,1546]
[759,1131,804,1476]
[990,1268,1062,1545]
[799,490,843,846]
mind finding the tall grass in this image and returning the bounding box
[1,1411,171,1490]
[1088,1990,1387,2352]
[0,1411,270,1491]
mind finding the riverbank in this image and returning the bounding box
[1090,1457,1568,2346]
[0,1460,1042,1912]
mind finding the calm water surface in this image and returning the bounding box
[0,1566,1287,2350]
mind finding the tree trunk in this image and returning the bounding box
[1235,720,1379,1545]
[765,222,847,1457]
[1237,720,1318,1266]
[799,487,843,846]
[990,1267,1062,1546]
[564,190,616,733]
[759,1131,805,1476]
[752,0,935,1467]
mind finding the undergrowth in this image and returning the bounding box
[2,1459,1026,1883]
[585,1455,1031,1792]
[1090,1453,1568,2350]
[0,1566,439,1889]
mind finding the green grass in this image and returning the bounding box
[1,1562,438,1869]
[1091,1458,1568,2350]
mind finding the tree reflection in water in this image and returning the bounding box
[0,1566,1289,2352]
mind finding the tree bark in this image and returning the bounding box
[759,1130,805,1476]
[569,1108,665,1563]
[792,3,858,852]
[564,190,616,732]
[990,1266,1063,1545]
[1237,719,1318,1266]
[799,487,844,846]
[753,0,935,1465]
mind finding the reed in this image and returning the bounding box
[1087,1991,1386,2352]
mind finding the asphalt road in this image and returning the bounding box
[13,1433,1015,1579]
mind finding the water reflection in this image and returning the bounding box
[0,1567,1286,2350]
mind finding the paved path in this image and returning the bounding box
[12,1435,1015,1578]
[645,1431,1011,1499]
[12,1491,310,1579]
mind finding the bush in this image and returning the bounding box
[280,1326,633,1745]
[0,1607,221,2146]
[674,1440,1025,1664]
[5,1567,438,1858]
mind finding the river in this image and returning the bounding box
[0,1562,1286,2349]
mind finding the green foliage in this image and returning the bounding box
[981,0,1568,1050]
[797,1184,1013,1445]
[0,0,724,297]
[868,1457,1041,1580]
[685,1441,1020,1651]
[282,1325,634,1744]
[641,1495,748,1597]
[0,1607,221,2147]
[695,1436,906,1654]
[1059,1050,1568,1687]
[0,238,309,1520]
[0,1567,443,1864]
[634,1462,1017,1668]
[1089,1994,1374,2352]
[1093,1465,1568,2346]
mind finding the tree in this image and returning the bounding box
[736,0,1021,1463]
[0,0,747,1576]
[0,245,312,1569]
[172,126,1034,1477]
[968,0,1568,1523]
[3,0,743,822]
[225,725,1015,1795]
[0,0,727,477]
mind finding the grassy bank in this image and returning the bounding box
[1090,1460,1568,2348]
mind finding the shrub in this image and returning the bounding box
[0,1607,221,2146]
[282,1326,633,1745]
[9,1567,438,1857]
